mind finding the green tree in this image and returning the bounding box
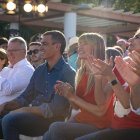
[62,0,140,13]
[114,0,140,13]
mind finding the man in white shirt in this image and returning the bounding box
[0,37,34,104]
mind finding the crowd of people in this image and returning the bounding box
[0,28,139,140]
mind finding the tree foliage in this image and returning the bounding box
[62,0,140,13]
[113,0,140,13]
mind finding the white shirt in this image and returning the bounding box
[130,101,140,115]
[0,58,34,104]
[114,82,131,118]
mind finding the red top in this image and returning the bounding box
[112,67,140,129]
[112,110,140,129]
[74,73,113,128]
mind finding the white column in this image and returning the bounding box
[9,23,19,38]
[64,12,77,49]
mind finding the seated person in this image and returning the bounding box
[0,30,75,140]
[0,37,34,105]
[27,42,45,68]
[67,36,79,70]
[75,28,140,140]
[43,32,113,140]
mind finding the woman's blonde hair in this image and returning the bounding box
[134,28,140,36]
[75,33,106,95]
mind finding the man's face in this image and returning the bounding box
[40,35,58,60]
[7,41,25,65]
[28,45,43,63]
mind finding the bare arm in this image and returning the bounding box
[89,58,130,108]
[130,81,140,109]
[86,55,129,108]
[115,55,140,109]
[68,93,109,117]
[94,76,112,105]
[55,81,109,117]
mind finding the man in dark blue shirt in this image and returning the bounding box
[0,30,75,140]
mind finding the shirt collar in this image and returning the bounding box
[8,58,27,68]
[46,56,65,71]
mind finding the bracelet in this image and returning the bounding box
[110,79,118,86]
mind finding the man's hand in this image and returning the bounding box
[0,101,21,116]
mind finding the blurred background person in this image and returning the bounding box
[116,39,129,57]
[112,46,123,56]
[0,37,8,50]
[67,36,79,70]
[28,42,45,68]
[105,47,123,67]
[0,48,8,71]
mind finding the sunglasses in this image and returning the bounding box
[27,49,39,55]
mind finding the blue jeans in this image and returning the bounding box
[75,128,140,140]
[2,112,64,140]
[43,121,100,140]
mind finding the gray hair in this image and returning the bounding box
[8,37,27,51]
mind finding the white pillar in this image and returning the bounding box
[64,12,77,49]
[9,23,19,38]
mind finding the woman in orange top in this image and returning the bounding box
[43,33,114,140]
[75,29,140,140]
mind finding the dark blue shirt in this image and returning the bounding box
[15,57,75,118]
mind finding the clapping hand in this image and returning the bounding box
[54,81,74,99]
[115,56,140,86]
[86,55,113,78]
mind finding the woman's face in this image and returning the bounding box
[128,32,140,52]
[78,40,93,60]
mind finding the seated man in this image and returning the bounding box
[0,30,75,140]
[0,37,34,105]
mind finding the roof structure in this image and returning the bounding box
[0,2,139,38]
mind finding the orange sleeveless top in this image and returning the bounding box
[74,73,113,128]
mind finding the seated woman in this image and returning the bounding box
[75,28,140,140]
[43,32,114,140]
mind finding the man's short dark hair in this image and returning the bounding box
[42,30,66,54]
[29,42,41,47]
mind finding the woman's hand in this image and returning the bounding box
[115,56,140,87]
[86,55,113,80]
